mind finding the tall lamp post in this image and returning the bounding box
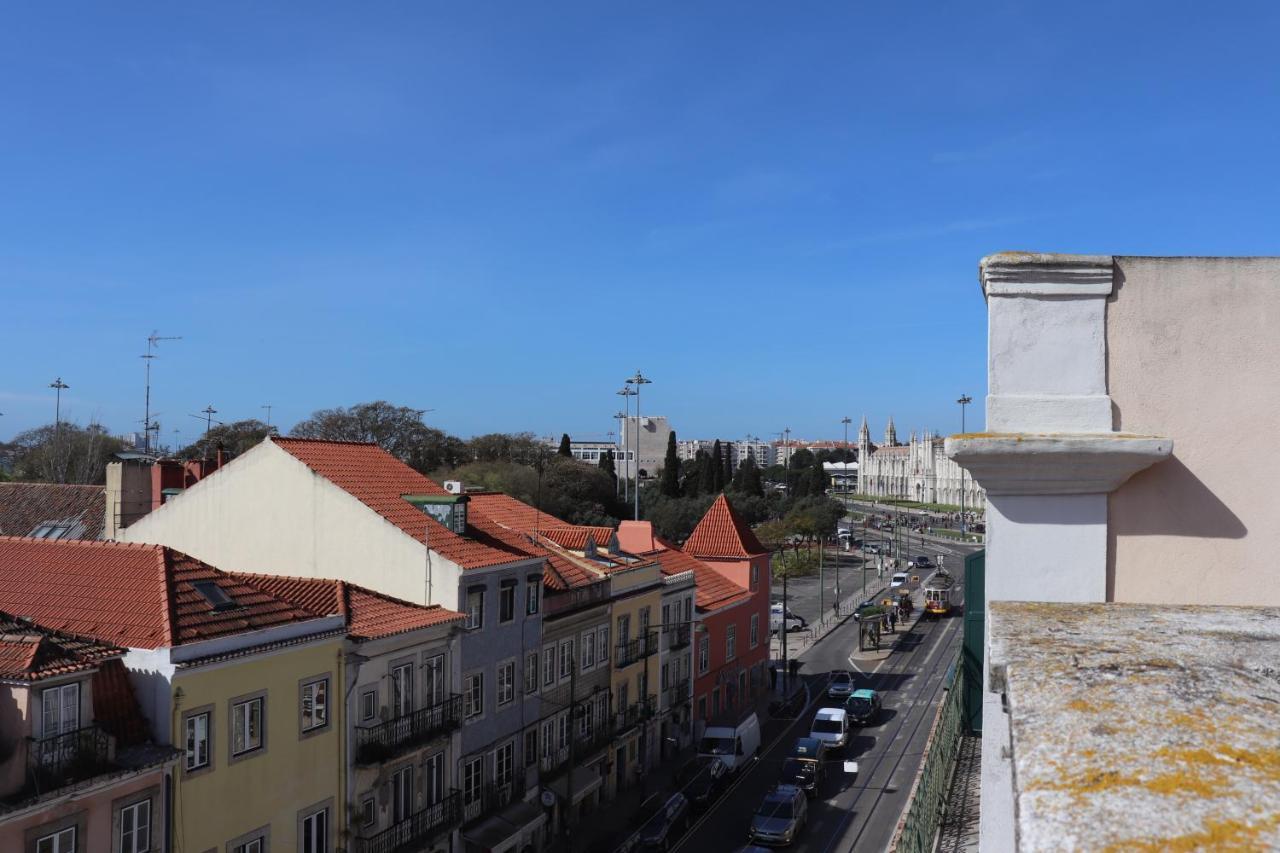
[616,388,636,505]
[49,377,69,434]
[626,370,651,522]
[957,395,972,535]
[838,417,852,614]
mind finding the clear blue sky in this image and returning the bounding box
[2,2,1278,447]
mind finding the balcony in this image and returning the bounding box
[355,695,463,766]
[539,725,615,780]
[667,624,691,651]
[462,774,526,826]
[26,725,113,795]
[613,696,656,737]
[357,790,462,853]
[615,632,658,669]
[664,681,690,708]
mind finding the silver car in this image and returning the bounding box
[827,670,854,700]
[748,784,808,846]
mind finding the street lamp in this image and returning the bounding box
[837,416,852,615]
[957,395,972,535]
[626,370,651,522]
[616,387,636,505]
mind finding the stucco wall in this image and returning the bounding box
[122,440,463,607]
[1107,257,1280,605]
[0,769,166,853]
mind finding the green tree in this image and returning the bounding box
[698,450,716,494]
[291,401,468,473]
[9,422,125,485]
[177,419,273,460]
[599,448,616,479]
[660,432,681,497]
[644,493,716,543]
[723,445,734,489]
[466,432,544,463]
[711,440,725,492]
[557,434,572,457]
[735,456,764,498]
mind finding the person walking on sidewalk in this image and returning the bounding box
[888,608,897,633]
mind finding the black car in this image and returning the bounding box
[634,792,690,851]
[780,737,828,796]
[681,756,729,809]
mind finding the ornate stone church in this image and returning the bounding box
[856,416,984,508]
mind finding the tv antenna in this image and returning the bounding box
[142,331,182,455]
[261,404,273,429]
[189,406,222,458]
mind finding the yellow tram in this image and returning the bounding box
[922,568,956,616]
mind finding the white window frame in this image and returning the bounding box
[424,654,445,707]
[494,739,515,787]
[464,672,484,720]
[598,625,610,663]
[526,576,541,615]
[301,806,328,853]
[726,624,737,661]
[496,660,515,708]
[37,826,75,853]
[120,797,151,853]
[542,644,556,688]
[425,751,445,805]
[301,677,328,732]
[558,639,574,682]
[392,764,414,823]
[185,710,210,771]
[466,588,484,630]
[41,682,79,737]
[462,756,484,806]
[581,630,596,672]
[231,696,263,756]
[233,840,264,853]
[391,662,414,718]
[360,689,377,722]
[524,652,539,694]
[698,636,710,675]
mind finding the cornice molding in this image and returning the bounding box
[981,252,1114,297]
[945,433,1172,496]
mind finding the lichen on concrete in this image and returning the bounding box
[988,601,1280,851]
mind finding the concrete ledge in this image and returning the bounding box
[986,394,1113,433]
[988,601,1280,851]
[980,252,1114,297]
[944,433,1172,495]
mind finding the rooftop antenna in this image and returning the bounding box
[261,404,273,429]
[189,406,222,459]
[142,331,182,455]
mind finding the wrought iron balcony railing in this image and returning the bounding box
[357,790,462,853]
[355,695,463,766]
[667,624,692,651]
[613,696,656,736]
[615,632,658,669]
[461,774,526,826]
[26,725,113,795]
[664,681,691,708]
[539,724,615,780]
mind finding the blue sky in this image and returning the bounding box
[2,2,1278,447]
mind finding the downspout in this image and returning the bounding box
[425,525,433,605]
[169,685,182,853]
[336,644,347,851]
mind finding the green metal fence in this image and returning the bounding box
[962,549,985,732]
[888,652,965,853]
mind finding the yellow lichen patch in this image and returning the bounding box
[1102,814,1280,852]
[1065,698,1117,713]
[1156,745,1280,781]
[1029,768,1144,799]
[1141,771,1223,798]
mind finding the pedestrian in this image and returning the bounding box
[889,608,897,633]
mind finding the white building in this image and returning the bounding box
[857,416,983,507]
[618,415,672,481]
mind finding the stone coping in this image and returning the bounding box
[945,433,1172,495]
[988,601,1280,851]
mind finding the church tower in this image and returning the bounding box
[857,414,870,451]
[884,416,898,447]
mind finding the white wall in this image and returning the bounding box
[121,440,463,607]
[123,647,176,743]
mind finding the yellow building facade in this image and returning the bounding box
[603,562,662,799]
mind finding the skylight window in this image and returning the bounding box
[192,581,238,611]
[30,524,71,540]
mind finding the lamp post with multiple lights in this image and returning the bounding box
[957,394,972,535]
[625,370,652,521]
[615,387,636,504]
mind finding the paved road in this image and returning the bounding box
[677,559,967,853]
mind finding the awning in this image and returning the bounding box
[463,799,547,853]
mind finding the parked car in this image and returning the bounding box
[770,602,807,627]
[845,688,883,726]
[780,737,828,796]
[749,784,809,846]
[809,707,849,750]
[827,671,854,700]
[634,792,690,851]
[890,572,909,588]
[681,755,729,810]
[698,711,761,774]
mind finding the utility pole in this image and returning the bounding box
[189,406,222,460]
[261,404,273,429]
[142,332,182,456]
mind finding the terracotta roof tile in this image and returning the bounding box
[233,574,465,641]
[93,658,152,745]
[684,494,769,559]
[0,482,105,540]
[0,537,321,649]
[647,548,751,612]
[271,438,520,570]
[0,613,122,681]
[466,507,598,591]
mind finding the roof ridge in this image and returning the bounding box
[271,436,381,448]
[0,482,104,491]
[0,535,162,551]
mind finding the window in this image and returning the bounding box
[191,579,237,611]
[598,626,609,663]
[425,752,445,805]
[542,645,556,687]
[301,807,328,853]
[36,826,75,853]
[661,662,669,689]
[42,682,79,736]
[466,587,484,630]
[581,631,596,671]
[360,797,376,828]
[233,839,264,853]
[497,661,515,708]
[31,523,71,540]
[499,580,516,623]
[464,673,484,719]
[617,614,630,646]
[726,625,737,661]
[698,636,710,675]
[558,639,574,681]
[557,712,570,749]
[750,563,760,591]
[301,677,328,732]
[391,662,413,717]
[639,606,650,635]
[392,765,413,823]
[750,613,760,648]
[662,604,670,634]
[526,576,541,615]
[360,690,377,722]
[185,710,210,771]
[232,696,264,757]
[524,652,539,694]
[424,655,445,707]
[462,756,483,806]
[494,740,514,787]
[685,598,692,623]
[524,729,538,767]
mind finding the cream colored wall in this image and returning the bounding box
[1107,256,1280,605]
[173,638,343,852]
[0,769,166,852]
[122,440,463,607]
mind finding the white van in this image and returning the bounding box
[809,707,849,750]
[698,711,761,774]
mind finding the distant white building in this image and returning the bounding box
[676,438,774,472]
[857,416,983,507]
[618,415,673,480]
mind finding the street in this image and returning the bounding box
[677,543,970,853]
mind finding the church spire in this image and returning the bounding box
[885,416,898,447]
[858,415,870,445]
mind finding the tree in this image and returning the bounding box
[467,432,544,463]
[804,461,830,497]
[291,401,467,473]
[644,493,716,543]
[711,440,725,492]
[10,422,126,485]
[557,434,572,457]
[723,445,734,489]
[697,450,716,495]
[177,419,273,460]
[660,432,681,498]
[599,448,616,478]
[735,456,764,498]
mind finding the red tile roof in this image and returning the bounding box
[648,548,751,612]
[0,613,123,681]
[0,482,106,540]
[465,500,600,591]
[271,438,520,570]
[0,537,321,649]
[683,494,769,559]
[93,658,153,745]
[540,526,615,552]
[232,574,465,641]
[464,491,566,534]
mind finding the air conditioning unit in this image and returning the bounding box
[444,480,465,495]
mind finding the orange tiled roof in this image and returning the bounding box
[0,614,122,682]
[464,491,567,534]
[272,438,520,570]
[684,494,769,559]
[540,526,615,551]
[0,482,106,540]
[466,503,599,591]
[0,537,322,649]
[648,548,751,612]
[233,574,465,641]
